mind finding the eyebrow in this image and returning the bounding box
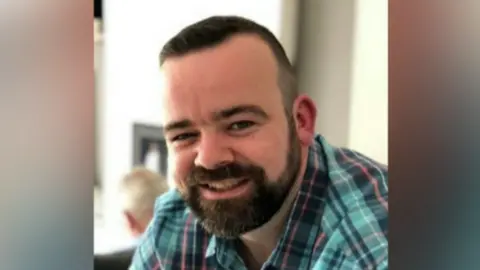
[213,105,269,121]
[163,119,193,133]
[164,105,268,133]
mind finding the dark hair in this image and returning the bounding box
[159,15,298,113]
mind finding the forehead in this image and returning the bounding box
[160,34,284,122]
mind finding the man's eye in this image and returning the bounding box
[171,133,197,142]
[229,121,255,131]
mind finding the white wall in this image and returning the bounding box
[348,0,388,164]
[295,0,356,148]
[98,0,299,247]
[296,0,388,164]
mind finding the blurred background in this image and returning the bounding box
[94,0,387,255]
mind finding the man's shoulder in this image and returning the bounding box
[313,202,388,269]
[129,189,192,269]
[153,189,189,218]
[314,135,388,210]
[148,189,191,238]
[312,135,388,269]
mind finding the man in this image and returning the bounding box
[120,167,169,238]
[130,16,388,270]
[95,167,169,270]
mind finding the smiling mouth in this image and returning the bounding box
[199,178,249,191]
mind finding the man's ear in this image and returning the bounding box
[292,94,317,146]
[123,211,137,233]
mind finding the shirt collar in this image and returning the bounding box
[206,234,239,268]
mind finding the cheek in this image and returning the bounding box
[263,147,289,182]
[167,150,195,191]
[237,130,289,182]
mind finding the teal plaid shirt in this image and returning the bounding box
[130,135,388,269]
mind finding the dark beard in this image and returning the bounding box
[180,126,302,238]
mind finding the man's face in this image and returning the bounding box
[161,34,302,238]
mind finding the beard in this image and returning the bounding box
[179,124,302,238]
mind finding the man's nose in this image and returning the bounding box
[194,133,234,169]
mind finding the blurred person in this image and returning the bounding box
[120,167,169,238]
[95,167,169,270]
[130,16,388,270]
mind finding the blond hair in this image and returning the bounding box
[119,167,169,222]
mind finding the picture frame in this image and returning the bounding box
[132,123,168,177]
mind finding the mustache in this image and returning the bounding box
[188,162,264,185]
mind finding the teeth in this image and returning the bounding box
[206,179,243,190]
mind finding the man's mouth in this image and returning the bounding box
[199,178,249,191]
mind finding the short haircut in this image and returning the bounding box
[159,15,298,115]
[119,167,169,221]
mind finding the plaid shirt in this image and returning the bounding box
[130,135,388,270]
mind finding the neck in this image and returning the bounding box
[238,152,308,268]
